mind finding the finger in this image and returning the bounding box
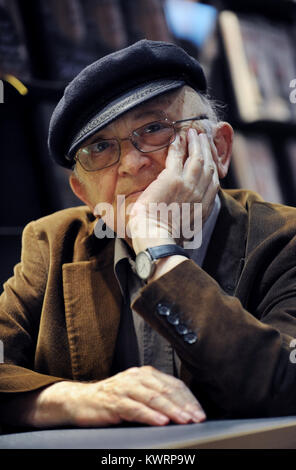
[183,128,204,182]
[140,367,206,422]
[197,138,220,221]
[165,132,187,173]
[200,170,220,222]
[115,396,170,426]
[184,130,216,193]
[199,132,217,178]
[188,133,216,197]
[127,383,195,424]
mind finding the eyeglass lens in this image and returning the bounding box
[77,120,175,171]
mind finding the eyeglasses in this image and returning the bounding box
[74,113,209,172]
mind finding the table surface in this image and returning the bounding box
[1,415,296,449]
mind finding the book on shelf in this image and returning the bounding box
[81,0,128,53]
[25,0,128,82]
[0,0,32,81]
[219,10,296,123]
[32,100,82,210]
[231,132,284,204]
[121,0,173,43]
[30,0,97,81]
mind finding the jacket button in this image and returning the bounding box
[183,332,198,344]
[156,303,171,316]
[167,313,180,325]
[175,323,189,335]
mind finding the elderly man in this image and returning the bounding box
[1,40,296,430]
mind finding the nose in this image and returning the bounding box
[117,139,151,176]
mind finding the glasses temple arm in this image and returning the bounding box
[173,115,209,124]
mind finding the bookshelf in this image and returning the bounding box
[198,0,296,206]
[1,0,296,289]
[0,0,175,291]
[0,0,175,217]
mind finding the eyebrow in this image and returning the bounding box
[87,131,108,143]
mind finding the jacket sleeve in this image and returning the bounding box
[132,253,296,419]
[0,222,63,399]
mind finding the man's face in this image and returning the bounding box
[70,87,217,234]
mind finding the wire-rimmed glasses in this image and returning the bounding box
[74,112,209,171]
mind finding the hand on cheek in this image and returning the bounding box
[128,128,220,253]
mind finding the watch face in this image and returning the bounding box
[135,251,153,280]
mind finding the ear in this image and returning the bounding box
[69,173,94,211]
[212,122,233,179]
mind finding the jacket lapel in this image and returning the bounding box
[202,189,249,298]
[180,190,249,386]
[63,238,122,381]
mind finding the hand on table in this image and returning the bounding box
[29,366,206,428]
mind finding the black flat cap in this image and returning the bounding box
[48,39,207,168]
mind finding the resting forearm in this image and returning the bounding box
[132,260,296,417]
[0,368,206,428]
[0,381,74,428]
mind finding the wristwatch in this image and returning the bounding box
[135,244,189,281]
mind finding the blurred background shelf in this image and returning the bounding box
[0,0,296,290]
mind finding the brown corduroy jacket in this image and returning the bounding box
[1,189,296,420]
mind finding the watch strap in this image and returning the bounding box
[146,244,190,261]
